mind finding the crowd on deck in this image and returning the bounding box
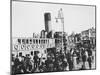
[11,45,95,75]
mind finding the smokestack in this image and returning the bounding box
[44,13,52,33]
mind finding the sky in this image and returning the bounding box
[12,1,95,37]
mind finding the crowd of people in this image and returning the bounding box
[11,45,95,75]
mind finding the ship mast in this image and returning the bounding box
[55,8,64,53]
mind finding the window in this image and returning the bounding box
[33,39,35,44]
[48,40,49,43]
[18,39,21,44]
[39,40,41,44]
[30,39,32,44]
[26,39,29,44]
[41,40,43,44]
[45,40,47,44]
[22,39,25,44]
[43,40,45,44]
[36,39,38,44]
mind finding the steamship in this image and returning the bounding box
[12,12,65,59]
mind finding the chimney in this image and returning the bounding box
[44,13,52,33]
